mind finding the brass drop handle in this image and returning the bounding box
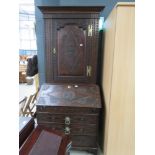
[65,116,70,125]
[64,127,70,135]
[52,48,56,54]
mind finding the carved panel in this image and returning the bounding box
[57,25,86,76]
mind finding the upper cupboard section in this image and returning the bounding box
[39,6,104,83]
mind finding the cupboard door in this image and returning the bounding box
[57,25,85,76]
[52,19,89,83]
[45,18,98,83]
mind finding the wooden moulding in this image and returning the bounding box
[38,6,105,14]
[19,117,35,148]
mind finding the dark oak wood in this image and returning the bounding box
[39,6,104,83]
[37,106,100,114]
[36,84,101,108]
[19,117,35,148]
[57,25,85,76]
[37,113,98,125]
[38,122,97,136]
[19,126,71,155]
[36,84,102,154]
[38,6,105,13]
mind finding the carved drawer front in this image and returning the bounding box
[39,123,64,132]
[39,123,97,147]
[37,112,98,125]
[71,135,97,147]
[37,106,99,114]
[70,124,97,135]
[38,122,97,136]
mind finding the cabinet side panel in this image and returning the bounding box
[45,19,53,82]
[101,7,117,155]
[107,5,135,155]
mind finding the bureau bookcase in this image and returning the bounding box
[36,6,104,154]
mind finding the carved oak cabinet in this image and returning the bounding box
[36,6,104,154]
[36,84,101,154]
[39,6,104,83]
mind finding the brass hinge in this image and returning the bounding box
[88,25,93,36]
[87,65,92,77]
[52,48,56,54]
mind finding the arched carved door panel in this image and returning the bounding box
[51,19,91,83]
[57,25,86,76]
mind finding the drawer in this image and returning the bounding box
[38,122,97,136]
[71,135,97,147]
[70,124,97,135]
[39,123,64,132]
[37,106,99,114]
[37,112,98,125]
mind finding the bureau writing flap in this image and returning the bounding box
[29,130,62,155]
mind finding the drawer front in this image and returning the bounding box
[37,106,99,114]
[37,112,98,125]
[39,123,64,132]
[38,122,97,136]
[71,135,97,147]
[70,124,97,135]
